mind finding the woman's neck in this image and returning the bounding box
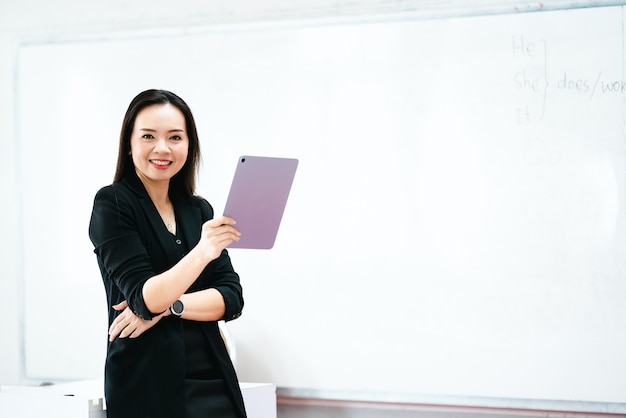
[146,186,170,209]
[136,172,171,208]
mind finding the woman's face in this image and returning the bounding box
[130,103,189,188]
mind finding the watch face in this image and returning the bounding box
[172,299,184,316]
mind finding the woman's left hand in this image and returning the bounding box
[108,300,165,342]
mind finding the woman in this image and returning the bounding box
[89,89,247,418]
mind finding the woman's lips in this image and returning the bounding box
[150,159,172,170]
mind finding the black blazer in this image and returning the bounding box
[89,174,246,418]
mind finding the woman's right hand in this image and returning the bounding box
[199,216,240,261]
[109,301,165,342]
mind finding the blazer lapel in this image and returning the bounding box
[173,194,202,249]
[123,176,185,267]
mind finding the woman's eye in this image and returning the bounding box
[142,134,154,139]
[170,135,182,141]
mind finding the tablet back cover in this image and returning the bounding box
[223,156,298,249]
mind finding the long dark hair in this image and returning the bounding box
[113,89,201,198]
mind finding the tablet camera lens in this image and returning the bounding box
[241,158,246,163]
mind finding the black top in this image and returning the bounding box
[89,174,246,418]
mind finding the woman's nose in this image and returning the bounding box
[153,138,170,153]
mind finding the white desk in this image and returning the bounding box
[0,379,276,418]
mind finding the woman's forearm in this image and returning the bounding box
[141,216,239,315]
[178,288,226,321]
[141,245,211,314]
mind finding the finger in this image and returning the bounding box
[109,310,132,336]
[129,327,143,339]
[120,318,140,338]
[109,319,122,335]
[119,325,135,339]
[109,309,130,333]
[217,231,240,243]
[218,226,241,240]
[213,224,241,238]
[109,316,128,338]
[128,317,152,338]
[112,300,128,311]
[208,228,240,247]
[202,227,241,244]
[109,324,123,341]
[205,216,236,228]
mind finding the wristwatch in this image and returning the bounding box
[170,299,184,317]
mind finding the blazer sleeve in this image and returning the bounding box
[196,197,245,322]
[89,185,158,320]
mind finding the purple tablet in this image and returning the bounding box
[223,156,298,249]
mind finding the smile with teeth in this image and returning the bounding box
[150,159,172,166]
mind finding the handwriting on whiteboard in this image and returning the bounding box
[511,34,625,125]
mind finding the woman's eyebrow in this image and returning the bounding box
[138,128,185,133]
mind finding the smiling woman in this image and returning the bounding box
[89,89,246,418]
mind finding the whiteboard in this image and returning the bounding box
[17,6,626,410]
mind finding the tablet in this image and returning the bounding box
[223,156,298,249]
